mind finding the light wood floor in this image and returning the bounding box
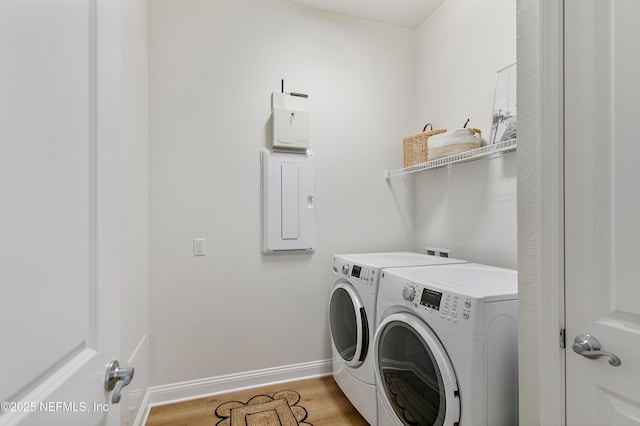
[145,375,369,426]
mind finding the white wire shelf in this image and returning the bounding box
[385,138,517,179]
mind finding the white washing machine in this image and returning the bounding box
[374,263,518,426]
[329,252,466,425]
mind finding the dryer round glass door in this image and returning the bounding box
[329,283,369,367]
[375,313,460,426]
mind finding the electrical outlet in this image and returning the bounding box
[193,238,206,256]
[438,248,451,258]
[426,247,452,258]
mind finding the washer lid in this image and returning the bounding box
[385,263,517,302]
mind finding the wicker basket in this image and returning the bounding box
[402,124,447,167]
[427,128,482,161]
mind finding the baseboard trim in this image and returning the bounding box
[133,359,332,426]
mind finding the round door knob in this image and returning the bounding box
[402,285,416,301]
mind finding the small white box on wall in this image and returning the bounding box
[261,149,314,254]
[271,92,310,150]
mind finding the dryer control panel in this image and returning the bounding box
[333,259,378,293]
[350,264,377,286]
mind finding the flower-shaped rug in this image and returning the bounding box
[214,390,312,426]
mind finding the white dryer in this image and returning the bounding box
[330,252,465,425]
[374,263,518,426]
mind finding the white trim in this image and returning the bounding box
[131,388,151,426]
[132,359,332,426]
[538,0,565,425]
[126,335,148,425]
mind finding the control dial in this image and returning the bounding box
[342,264,350,275]
[402,285,416,301]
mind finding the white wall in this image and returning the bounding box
[148,0,414,386]
[410,0,517,268]
[121,0,149,422]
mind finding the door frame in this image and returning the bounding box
[519,0,565,424]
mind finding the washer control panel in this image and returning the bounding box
[402,282,474,325]
[347,263,377,287]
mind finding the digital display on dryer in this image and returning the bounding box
[420,288,443,310]
[351,265,362,278]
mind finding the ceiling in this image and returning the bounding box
[285,0,446,28]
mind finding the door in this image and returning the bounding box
[374,314,460,426]
[0,1,124,424]
[565,0,640,424]
[329,282,369,367]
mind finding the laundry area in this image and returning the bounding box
[148,0,514,418]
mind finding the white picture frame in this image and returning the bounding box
[490,63,517,144]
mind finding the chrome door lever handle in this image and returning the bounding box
[105,360,135,404]
[572,334,621,367]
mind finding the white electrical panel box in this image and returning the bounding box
[271,92,310,150]
[261,149,314,253]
